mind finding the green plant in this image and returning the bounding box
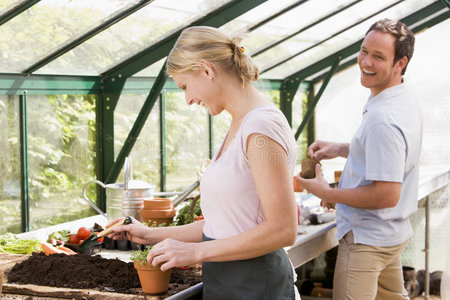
[130,245,153,267]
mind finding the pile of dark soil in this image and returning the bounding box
[7,252,202,296]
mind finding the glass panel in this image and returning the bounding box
[133,57,166,77]
[27,94,97,230]
[220,0,298,36]
[114,92,161,190]
[242,0,356,54]
[165,92,209,192]
[0,0,27,14]
[260,0,434,79]
[37,0,231,75]
[0,0,138,73]
[0,95,21,234]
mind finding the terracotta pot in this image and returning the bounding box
[141,208,176,226]
[293,176,303,192]
[301,158,321,179]
[144,198,173,210]
[134,262,171,294]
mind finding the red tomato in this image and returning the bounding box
[68,234,79,244]
[78,239,84,245]
[95,232,104,243]
[77,227,91,240]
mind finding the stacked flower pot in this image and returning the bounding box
[141,198,176,226]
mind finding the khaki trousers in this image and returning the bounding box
[332,231,410,300]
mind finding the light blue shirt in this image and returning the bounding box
[336,80,423,246]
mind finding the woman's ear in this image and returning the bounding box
[199,60,215,80]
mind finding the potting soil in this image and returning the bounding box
[6,252,202,296]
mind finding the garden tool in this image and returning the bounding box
[78,216,132,253]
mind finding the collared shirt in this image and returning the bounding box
[336,80,423,246]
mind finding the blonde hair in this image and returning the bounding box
[166,26,259,85]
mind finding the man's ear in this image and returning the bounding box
[199,60,215,79]
[396,56,408,74]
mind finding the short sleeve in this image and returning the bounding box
[240,108,293,157]
[364,123,406,182]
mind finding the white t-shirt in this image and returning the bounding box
[200,105,297,239]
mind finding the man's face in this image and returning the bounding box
[358,30,405,97]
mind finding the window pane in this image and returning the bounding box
[27,94,96,230]
[0,0,137,73]
[165,92,209,192]
[113,92,161,190]
[37,0,231,75]
[0,95,21,234]
[260,0,434,79]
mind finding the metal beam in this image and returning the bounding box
[0,74,101,95]
[104,62,168,184]
[19,91,30,232]
[102,0,267,79]
[247,0,308,32]
[23,0,155,74]
[294,56,341,141]
[261,0,403,75]
[0,0,40,26]
[285,1,448,84]
[251,0,362,57]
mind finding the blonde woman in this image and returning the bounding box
[108,26,300,299]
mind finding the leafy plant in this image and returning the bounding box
[130,245,153,267]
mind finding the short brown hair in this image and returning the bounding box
[366,19,415,75]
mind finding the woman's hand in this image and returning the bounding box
[106,217,150,245]
[147,238,200,271]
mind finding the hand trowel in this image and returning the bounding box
[78,216,132,253]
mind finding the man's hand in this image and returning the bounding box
[308,140,349,160]
[295,164,332,200]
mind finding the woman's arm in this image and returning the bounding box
[149,133,298,270]
[108,217,204,244]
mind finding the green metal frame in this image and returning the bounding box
[0,0,40,26]
[23,0,154,74]
[19,91,30,232]
[260,0,403,74]
[160,92,166,192]
[251,0,362,57]
[247,0,308,32]
[294,56,341,141]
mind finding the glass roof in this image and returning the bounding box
[0,0,447,80]
[259,0,436,79]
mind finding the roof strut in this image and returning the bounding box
[294,56,341,141]
[0,0,40,26]
[23,0,154,74]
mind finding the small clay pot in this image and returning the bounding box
[141,208,176,226]
[134,262,171,294]
[301,158,320,179]
[293,176,303,192]
[144,198,173,210]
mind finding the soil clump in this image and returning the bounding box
[6,252,201,296]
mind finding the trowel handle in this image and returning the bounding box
[97,216,132,237]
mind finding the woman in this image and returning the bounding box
[108,26,299,299]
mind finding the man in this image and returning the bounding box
[296,19,422,299]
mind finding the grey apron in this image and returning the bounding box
[202,234,295,300]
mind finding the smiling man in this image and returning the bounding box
[296,19,422,299]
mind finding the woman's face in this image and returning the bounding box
[172,70,223,116]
